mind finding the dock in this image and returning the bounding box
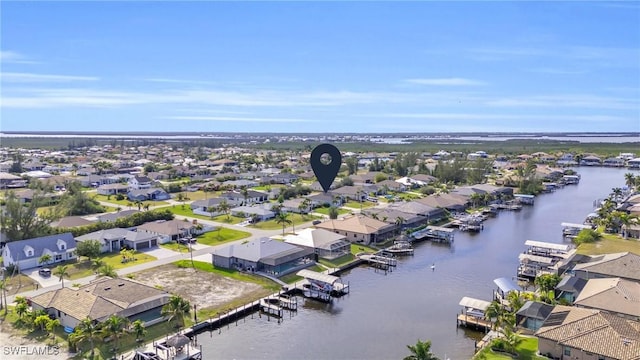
[381,241,414,256]
[456,313,493,331]
[411,226,455,244]
[357,253,397,271]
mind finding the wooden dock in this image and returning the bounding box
[456,313,492,331]
[411,226,455,243]
[357,253,397,271]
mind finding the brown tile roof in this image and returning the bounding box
[536,306,640,359]
[574,278,640,318]
[30,278,168,322]
[315,215,394,235]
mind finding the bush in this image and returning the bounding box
[115,194,125,201]
[573,229,602,245]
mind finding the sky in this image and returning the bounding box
[1,1,639,134]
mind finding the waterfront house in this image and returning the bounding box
[580,155,602,166]
[572,252,640,282]
[535,305,640,360]
[211,237,314,275]
[515,301,553,333]
[388,201,446,222]
[573,277,640,321]
[283,228,350,259]
[314,214,396,245]
[30,277,170,329]
[628,157,640,169]
[2,233,77,271]
[415,193,469,213]
[362,208,426,229]
[76,228,160,252]
[603,157,625,167]
[554,275,587,304]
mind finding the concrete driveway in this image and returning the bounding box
[22,267,64,288]
[137,246,181,259]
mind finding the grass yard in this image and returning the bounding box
[577,234,640,255]
[279,264,326,284]
[314,206,351,216]
[51,251,157,280]
[343,200,377,209]
[160,205,247,224]
[251,184,284,191]
[249,213,321,231]
[2,274,38,295]
[397,192,422,201]
[160,242,191,253]
[318,253,356,268]
[350,243,378,255]
[473,337,546,360]
[197,227,252,245]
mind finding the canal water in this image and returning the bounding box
[197,167,635,360]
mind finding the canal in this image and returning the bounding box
[197,167,634,360]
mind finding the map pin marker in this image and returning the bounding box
[310,143,342,193]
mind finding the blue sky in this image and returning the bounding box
[1,1,639,133]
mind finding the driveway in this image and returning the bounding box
[137,246,181,259]
[22,267,63,288]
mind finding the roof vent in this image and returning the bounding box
[118,283,125,287]
[104,287,111,291]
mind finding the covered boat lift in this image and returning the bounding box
[296,269,349,296]
[457,296,493,331]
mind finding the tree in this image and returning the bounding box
[102,314,129,353]
[45,318,61,339]
[395,217,406,235]
[70,317,101,359]
[15,302,28,319]
[98,264,118,278]
[624,173,636,190]
[39,254,52,266]
[217,199,231,220]
[534,274,562,294]
[404,339,440,360]
[328,206,339,220]
[132,319,147,342]
[345,157,358,175]
[241,186,249,205]
[275,212,292,236]
[57,181,106,216]
[573,228,602,245]
[54,265,70,288]
[501,327,523,355]
[299,198,312,217]
[76,239,102,261]
[34,314,51,331]
[161,295,191,328]
[341,177,354,186]
[506,291,524,313]
[0,191,55,241]
[484,300,504,330]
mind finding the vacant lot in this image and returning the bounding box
[133,264,269,310]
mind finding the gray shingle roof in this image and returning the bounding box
[6,233,76,261]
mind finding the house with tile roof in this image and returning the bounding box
[573,277,640,321]
[2,233,77,270]
[30,277,170,329]
[572,252,640,282]
[314,215,396,245]
[535,305,640,360]
[76,228,161,252]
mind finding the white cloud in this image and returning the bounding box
[378,112,625,122]
[404,78,487,86]
[485,94,637,110]
[0,51,39,64]
[166,115,314,123]
[2,72,99,83]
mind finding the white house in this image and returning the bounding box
[2,233,77,270]
[128,175,153,190]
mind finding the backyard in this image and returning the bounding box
[314,206,351,216]
[92,194,169,208]
[249,213,321,231]
[49,251,157,280]
[160,205,246,224]
[473,336,547,360]
[343,200,377,209]
[576,234,640,255]
[196,227,252,245]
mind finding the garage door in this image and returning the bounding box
[151,239,157,247]
[137,241,150,249]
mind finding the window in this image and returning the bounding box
[55,254,62,261]
[60,244,65,250]
[563,347,571,356]
[27,251,33,257]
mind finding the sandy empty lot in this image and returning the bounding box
[132,264,265,310]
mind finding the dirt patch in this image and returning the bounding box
[132,264,264,310]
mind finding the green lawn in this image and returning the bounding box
[314,206,350,216]
[343,201,377,209]
[318,253,356,268]
[279,265,325,284]
[196,227,251,245]
[577,234,640,255]
[249,213,321,231]
[159,205,246,224]
[160,242,190,253]
[52,251,157,280]
[474,337,547,360]
[397,192,422,201]
[350,243,377,255]
[251,184,284,191]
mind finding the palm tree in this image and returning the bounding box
[217,199,231,220]
[506,291,524,313]
[102,314,129,354]
[98,264,118,278]
[299,198,312,218]
[328,206,339,220]
[501,326,523,355]
[624,173,636,190]
[131,319,147,342]
[161,295,191,329]
[53,265,69,288]
[484,300,504,330]
[275,212,292,236]
[241,186,249,205]
[38,254,52,266]
[404,339,440,360]
[70,317,101,359]
[395,216,406,235]
[15,302,28,319]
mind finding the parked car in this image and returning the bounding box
[312,220,322,225]
[38,268,51,277]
